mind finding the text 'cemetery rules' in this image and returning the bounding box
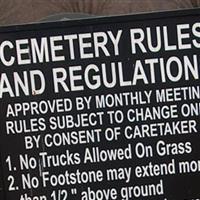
[1,9,200,200]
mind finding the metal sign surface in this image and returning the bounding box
[0,9,200,200]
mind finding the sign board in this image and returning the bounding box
[1,8,200,200]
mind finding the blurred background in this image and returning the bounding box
[0,0,199,25]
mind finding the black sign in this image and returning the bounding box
[1,8,200,200]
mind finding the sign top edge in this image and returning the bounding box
[0,8,200,33]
